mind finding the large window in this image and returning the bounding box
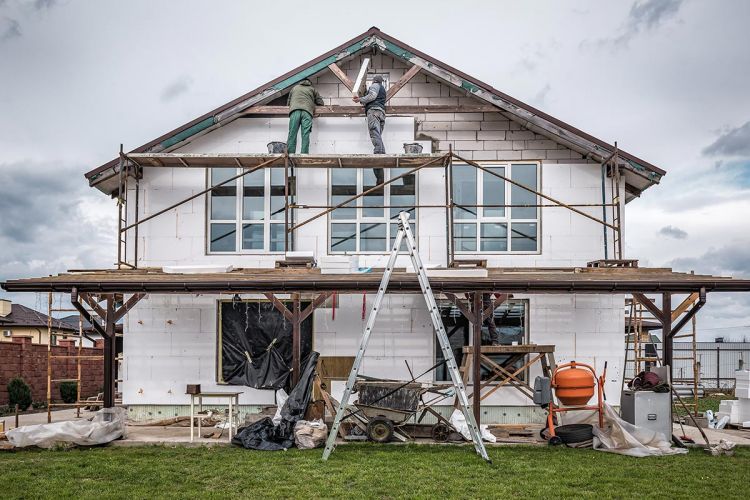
[218,300,312,389]
[435,299,529,382]
[208,168,287,253]
[452,162,540,253]
[329,167,416,253]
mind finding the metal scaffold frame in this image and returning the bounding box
[114,148,624,270]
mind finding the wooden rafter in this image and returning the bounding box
[327,63,354,92]
[386,64,421,101]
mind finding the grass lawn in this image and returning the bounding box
[1,444,749,499]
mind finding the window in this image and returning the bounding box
[435,300,529,382]
[329,167,416,253]
[208,168,288,253]
[452,163,540,253]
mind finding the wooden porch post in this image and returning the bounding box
[472,292,482,425]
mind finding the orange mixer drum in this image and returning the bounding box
[553,364,595,405]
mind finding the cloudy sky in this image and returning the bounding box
[1,0,748,340]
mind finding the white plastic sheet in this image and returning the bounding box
[561,403,686,457]
[7,408,127,449]
[272,389,288,426]
[449,409,497,443]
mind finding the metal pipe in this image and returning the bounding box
[289,153,449,233]
[121,157,280,232]
[601,161,608,259]
[289,203,617,209]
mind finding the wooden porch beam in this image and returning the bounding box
[671,292,699,323]
[113,293,147,323]
[263,293,294,322]
[444,292,475,323]
[386,64,421,101]
[300,291,333,322]
[480,293,511,323]
[632,293,663,323]
[79,292,107,323]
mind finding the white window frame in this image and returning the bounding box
[452,161,541,254]
[206,168,286,254]
[328,168,418,254]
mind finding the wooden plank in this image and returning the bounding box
[242,104,498,115]
[461,344,555,354]
[352,57,370,97]
[386,64,421,101]
[327,63,353,92]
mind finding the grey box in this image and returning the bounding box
[620,390,672,440]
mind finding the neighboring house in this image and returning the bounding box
[59,315,110,347]
[0,299,77,345]
[3,28,749,424]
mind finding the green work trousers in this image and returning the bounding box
[287,110,313,154]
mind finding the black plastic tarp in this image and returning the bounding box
[220,301,312,389]
[232,351,320,450]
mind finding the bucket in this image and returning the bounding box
[403,143,423,154]
[267,141,287,154]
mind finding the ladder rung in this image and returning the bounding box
[50,378,78,383]
[49,355,104,359]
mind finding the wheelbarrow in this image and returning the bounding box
[353,380,456,442]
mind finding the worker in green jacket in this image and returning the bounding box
[286,79,324,154]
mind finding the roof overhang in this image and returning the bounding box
[86,28,665,199]
[3,267,749,295]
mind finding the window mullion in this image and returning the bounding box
[236,170,242,253]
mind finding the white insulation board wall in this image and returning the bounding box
[128,117,616,270]
[122,293,624,407]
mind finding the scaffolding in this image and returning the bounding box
[115,148,625,270]
[624,292,701,417]
[45,292,104,423]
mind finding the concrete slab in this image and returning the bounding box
[673,423,750,446]
[1,408,87,430]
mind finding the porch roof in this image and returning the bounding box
[3,267,750,295]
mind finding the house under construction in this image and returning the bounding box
[3,28,750,427]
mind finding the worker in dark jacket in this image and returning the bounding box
[287,79,324,154]
[354,75,386,154]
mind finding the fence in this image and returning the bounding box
[673,342,749,390]
[0,338,103,405]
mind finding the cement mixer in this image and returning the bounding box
[544,361,606,445]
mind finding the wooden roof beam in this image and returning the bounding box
[327,63,354,92]
[386,64,421,102]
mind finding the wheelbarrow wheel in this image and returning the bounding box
[431,423,450,442]
[367,417,394,443]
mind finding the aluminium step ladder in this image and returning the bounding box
[322,211,490,463]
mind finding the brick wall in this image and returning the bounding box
[311,52,591,163]
[0,340,104,405]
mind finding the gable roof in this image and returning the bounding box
[86,27,665,197]
[1,303,77,331]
